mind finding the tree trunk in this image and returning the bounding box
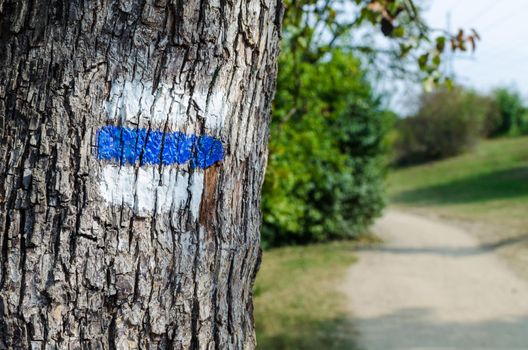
[0,1,282,348]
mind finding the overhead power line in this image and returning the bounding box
[465,0,501,25]
[480,2,528,32]
[448,0,465,14]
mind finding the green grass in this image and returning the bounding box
[254,241,365,350]
[388,136,528,229]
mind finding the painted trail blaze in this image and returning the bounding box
[97,126,224,169]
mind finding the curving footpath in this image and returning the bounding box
[344,210,528,350]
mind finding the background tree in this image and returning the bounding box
[394,87,489,165]
[488,87,528,137]
[280,0,480,87]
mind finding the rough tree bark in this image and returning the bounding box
[0,0,282,348]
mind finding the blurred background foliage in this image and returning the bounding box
[262,49,391,246]
[260,0,479,247]
[255,1,528,348]
[489,88,528,137]
[393,87,487,165]
[393,85,528,165]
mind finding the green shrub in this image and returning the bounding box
[261,50,390,247]
[394,87,487,165]
[488,87,528,137]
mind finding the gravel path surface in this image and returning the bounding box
[344,210,528,350]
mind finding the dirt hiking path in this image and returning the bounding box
[344,210,528,350]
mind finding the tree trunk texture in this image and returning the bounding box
[0,0,282,349]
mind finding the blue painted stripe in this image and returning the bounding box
[96,126,224,169]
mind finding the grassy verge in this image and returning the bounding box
[254,241,364,350]
[388,136,528,231]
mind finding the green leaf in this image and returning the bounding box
[418,53,429,71]
[436,36,446,52]
[432,54,441,67]
[298,37,307,49]
[392,27,405,38]
[399,43,412,57]
[444,77,454,90]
